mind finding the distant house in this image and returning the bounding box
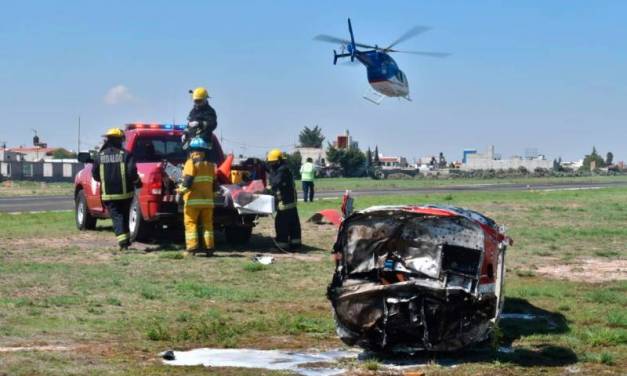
[333,130,359,150]
[379,155,408,169]
[7,147,61,162]
[0,149,25,162]
[293,147,326,166]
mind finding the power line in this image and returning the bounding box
[220,136,296,150]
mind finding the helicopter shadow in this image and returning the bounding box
[139,227,323,255]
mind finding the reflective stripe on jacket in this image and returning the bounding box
[269,163,297,210]
[182,153,215,208]
[92,145,137,201]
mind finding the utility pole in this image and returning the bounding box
[78,116,81,152]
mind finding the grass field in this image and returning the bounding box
[303,175,627,192]
[0,187,625,375]
[2,175,627,198]
[0,180,74,197]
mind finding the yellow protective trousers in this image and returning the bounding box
[183,205,214,251]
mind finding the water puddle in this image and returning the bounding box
[161,348,358,376]
[500,312,558,329]
[500,313,539,320]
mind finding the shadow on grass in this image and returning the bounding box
[500,297,569,345]
[139,229,324,255]
[364,298,575,368]
[211,233,324,257]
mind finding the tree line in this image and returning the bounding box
[289,126,621,178]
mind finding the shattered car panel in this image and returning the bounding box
[328,205,511,352]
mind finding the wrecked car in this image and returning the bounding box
[328,205,512,352]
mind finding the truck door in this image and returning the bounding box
[87,173,105,214]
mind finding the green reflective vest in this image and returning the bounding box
[300,162,315,182]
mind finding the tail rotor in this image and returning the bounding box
[347,18,356,62]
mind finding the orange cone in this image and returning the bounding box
[217,154,233,184]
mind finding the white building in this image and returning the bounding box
[462,145,552,171]
[561,159,584,170]
[293,147,326,166]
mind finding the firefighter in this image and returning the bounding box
[178,137,215,256]
[92,128,140,251]
[267,149,301,251]
[183,87,218,157]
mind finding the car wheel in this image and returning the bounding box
[129,195,151,242]
[224,225,253,245]
[75,190,97,230]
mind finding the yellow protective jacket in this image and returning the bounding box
[180,152,215,208]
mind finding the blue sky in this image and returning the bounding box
[1,0,626,162]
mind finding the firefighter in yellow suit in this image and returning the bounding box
[178,137,215,256]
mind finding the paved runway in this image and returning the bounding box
[2,180,626,213]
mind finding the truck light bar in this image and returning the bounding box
[125,123,186,131]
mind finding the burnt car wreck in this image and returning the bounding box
[328,205,512,352]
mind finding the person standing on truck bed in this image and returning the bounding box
[178,137,215,256]
[183,87,218,161]
[92,128,140,251]
[267,149,301,251]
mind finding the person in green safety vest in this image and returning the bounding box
[300,157,316,202]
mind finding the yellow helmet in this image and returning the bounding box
[267,149,283,162]
[103,128,125,138]
[190,87,209,101]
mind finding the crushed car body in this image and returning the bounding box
[328,204,512,352]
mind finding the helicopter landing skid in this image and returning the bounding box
[362,88,385,105]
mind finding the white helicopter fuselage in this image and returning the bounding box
[361,51,411,100]
[369,75,409,98]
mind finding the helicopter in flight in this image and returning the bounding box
[315,18,449,104]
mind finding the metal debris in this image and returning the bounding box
[162,350,175,360]
[252,254,274,265]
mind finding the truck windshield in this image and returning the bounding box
[133,137,186,162]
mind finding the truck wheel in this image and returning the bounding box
[75,190,97,230]
[129,195,151,242]
[225,225,253,245]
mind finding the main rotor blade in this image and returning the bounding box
[313,34,377,49]
[388,49,450,58]
[385,25,431,50]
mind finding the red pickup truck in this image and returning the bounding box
[74,123,267,244]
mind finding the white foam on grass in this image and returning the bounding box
[161,348,357,376]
